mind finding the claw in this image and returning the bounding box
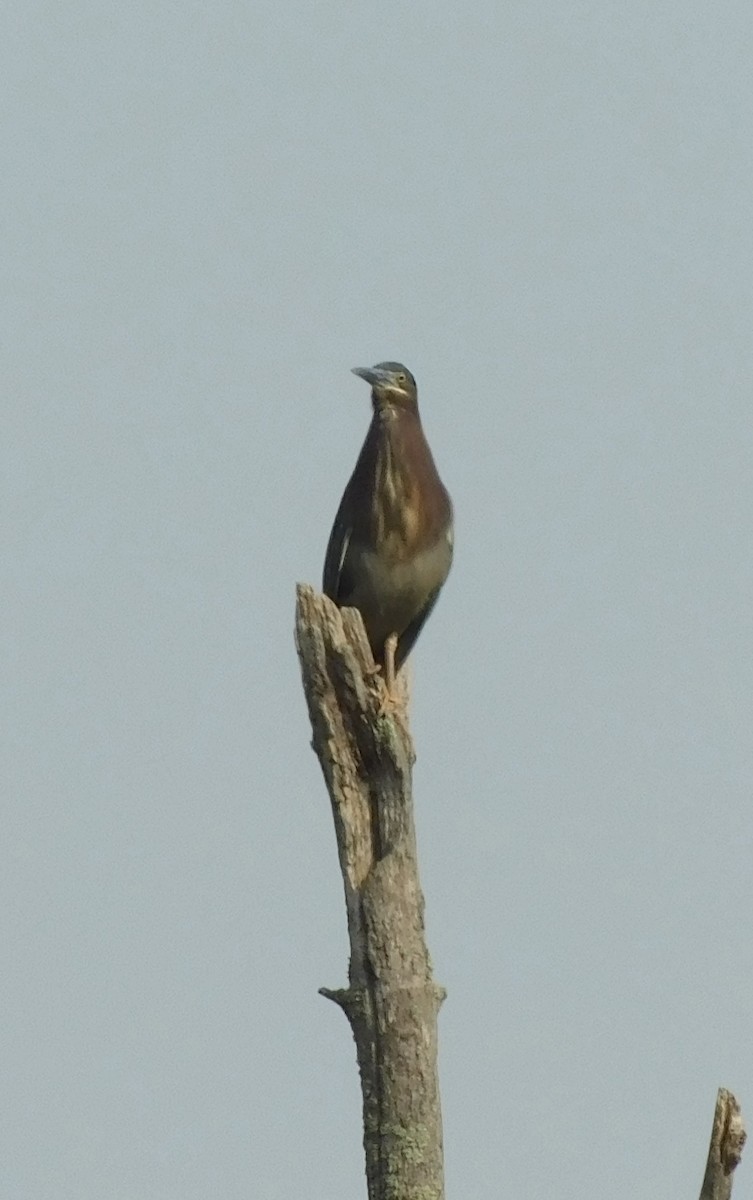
[373,633,408,717]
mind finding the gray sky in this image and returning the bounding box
[4,1,752,1196]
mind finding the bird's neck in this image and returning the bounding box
[369,408,443,555]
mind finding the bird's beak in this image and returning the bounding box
[351,366,392,388]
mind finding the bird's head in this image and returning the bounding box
[352,362,418,414]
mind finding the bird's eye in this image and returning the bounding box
[396,373,406,384]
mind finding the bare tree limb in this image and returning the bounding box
[295,583,445,1200]
[699,1088,746,1200]
[294,586,747,1200]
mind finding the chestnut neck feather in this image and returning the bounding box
[349,405,450,555]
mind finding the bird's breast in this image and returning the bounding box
[370,413,447,558]
[347,528,453,647]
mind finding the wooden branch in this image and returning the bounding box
[699,1089,746,1200]
[295,586,747,1200]
[295,583,445,1200]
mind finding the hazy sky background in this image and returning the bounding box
[4,1,752,1197]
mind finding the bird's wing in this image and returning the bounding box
[322,495,354,603]
[394,520,453,671]
[394,586,443,673]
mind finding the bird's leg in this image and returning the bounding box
[384,633,397,695]
[376,633,406,716]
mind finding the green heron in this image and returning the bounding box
[323,362,453,700]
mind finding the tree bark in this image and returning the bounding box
[699,1089,746,1200]
[295,583,445,1200]
[295,590,747,1200]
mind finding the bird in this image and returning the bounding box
[323,362,453,703]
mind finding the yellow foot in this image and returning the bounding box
[376,680,406,717]
[367,634,410,721]
[376,635,409,719]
